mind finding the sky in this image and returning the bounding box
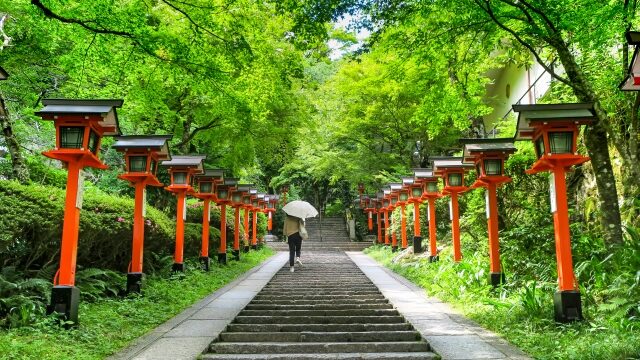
[328,14,371,60]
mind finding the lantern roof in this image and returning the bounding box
[35,99,124,136]
[413,168,438,180]
[620,31,640,91]
[112,135,172,160]
[513,103,596,140]
[0,66,8,80]
[224,178,239,186]
[460,138,516,164]
[389,183,402,191]
[383,187,391,195]
[432,157,472,169]
[401,177,414,186]
[161,155,206,173]
[196,169,225,182]
[235,184,253,193]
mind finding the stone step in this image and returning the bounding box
[202,352,438,360]
[261,285,378,289]
[251,295,387,301]
[238,309,399,317]
[248,299,390,305]
[225,323,415,333]
[209,341,431,354]
[217,331,422,343]
[232,316,405,324]
[255,291,382,296]
[244,304,392,311]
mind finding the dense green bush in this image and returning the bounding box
[0,180,211,274]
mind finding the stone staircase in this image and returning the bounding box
[203,252,436,359]
[268,216,371,252]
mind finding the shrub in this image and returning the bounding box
[0,180,212,274]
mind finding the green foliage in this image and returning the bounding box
[365,232,640,360]
[0,248,274,360]
[0,180,209,273]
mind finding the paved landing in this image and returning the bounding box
[347,252,531,360]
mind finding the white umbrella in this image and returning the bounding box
[282,200,318,219]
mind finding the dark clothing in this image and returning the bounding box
[288,232,302,266]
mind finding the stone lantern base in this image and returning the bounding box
[554,290,583,322]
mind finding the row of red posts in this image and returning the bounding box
[32,99,282,325]
[358,103,596,323]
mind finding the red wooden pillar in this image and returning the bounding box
[552,167,577,292]
[243,208,250,251]
[450,192,462,262]
[391,209,398,251]
[131,182,146,275]
[400,204,407,249]
[219,204,227,262]
[233,206,241,260]
[174,191,187,269]
[376,211,383,244]
[384,210,390,245]
[252,210,258,249]
[58,161,82,287]
[428,197,438,262]
[201,198,211,265]
[486,183,502,283]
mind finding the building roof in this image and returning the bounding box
[389,183,402,191]
[112,135,172,160]
[512,103,596,140]
[160,155,206,172]
[35,99,124,136]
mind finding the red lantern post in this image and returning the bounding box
[112,135,172,293]
[513,103,595,322]
[161,155,206,272]
[382,189,392,246]
[461,139,516,286]
[214,178,237,265]
[251,195,262,249]
[433,158,472,262]
[242,193,252,252]
[36,99,123,324]
[406,176,425,253]
[388,185,401,252]
[375,193,384,244]
[193,169,225,271]
[231,185,250,261]
[415,169,441,262]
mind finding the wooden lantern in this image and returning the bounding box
[35,98,123,325]
[513,103,596,322]
[112,135,172,293]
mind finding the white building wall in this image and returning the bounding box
[483,58,552,134]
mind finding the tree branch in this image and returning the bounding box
[31,0,134,37]
[475,0,572,87]
[159,0,229,43]
[175,116,222,149]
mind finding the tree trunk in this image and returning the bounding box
[552,37,624,246]
[0,93,29,183]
